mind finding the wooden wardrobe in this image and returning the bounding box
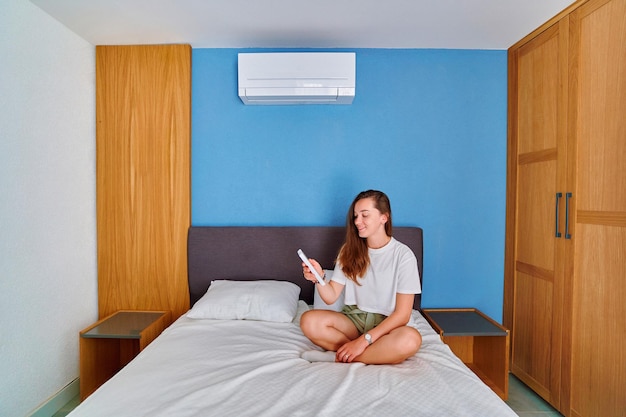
[504,0,625,416]
[96,45,191,321]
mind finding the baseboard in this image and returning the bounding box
[28,378,79,417]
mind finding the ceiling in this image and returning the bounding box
[30,0,575,50]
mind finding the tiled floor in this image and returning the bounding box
[53,374,561,416]
[506,374,563,416]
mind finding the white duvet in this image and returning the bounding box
[69,305,517,417]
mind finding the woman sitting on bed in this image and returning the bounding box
[300,190,422,364]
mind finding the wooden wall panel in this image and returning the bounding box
[96,45,191,320]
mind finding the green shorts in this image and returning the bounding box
[341,305,387,334]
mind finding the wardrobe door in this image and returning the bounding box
[507,19,569,407]
[567,0,626,415]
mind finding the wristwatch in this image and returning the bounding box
[364,333,373,345]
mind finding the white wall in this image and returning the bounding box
[0,2,97,416]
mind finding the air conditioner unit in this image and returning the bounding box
[238,52,356,105]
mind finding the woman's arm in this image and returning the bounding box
[302,258,344,304]
[363,293,414,343]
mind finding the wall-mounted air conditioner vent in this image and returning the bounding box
[238,52,356,105]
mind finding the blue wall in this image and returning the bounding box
[192,48,508,321]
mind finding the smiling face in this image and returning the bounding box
[353,197,389,241]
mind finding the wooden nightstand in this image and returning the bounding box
[79,310,171,400]
[421,308,510,400]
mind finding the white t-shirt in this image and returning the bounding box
[331,237,421,316]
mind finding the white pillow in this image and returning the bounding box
[187,280,301,323]
[313,270,344,312]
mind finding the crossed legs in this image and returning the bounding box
[300,309,422,364]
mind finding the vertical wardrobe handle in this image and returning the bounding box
[555,192,563,238]
[565,192,572,239]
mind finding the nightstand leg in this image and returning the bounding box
[80,338,123,400]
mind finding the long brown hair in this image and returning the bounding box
[338,190,393,283]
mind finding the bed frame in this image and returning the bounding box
[70,225,518,417]
[187,226,423,309]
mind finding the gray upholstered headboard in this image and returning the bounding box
[187,226,423,310]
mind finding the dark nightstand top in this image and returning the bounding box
[422,309,508,336]
[81,311,167,339]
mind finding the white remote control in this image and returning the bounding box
[297,249,326,286]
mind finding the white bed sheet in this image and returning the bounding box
[69,304,516,417]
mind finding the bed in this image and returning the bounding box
[69,226,517,417]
